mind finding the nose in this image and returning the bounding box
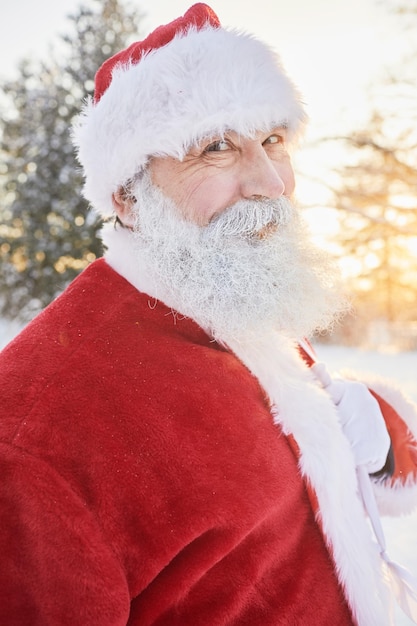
[240,147,294,200]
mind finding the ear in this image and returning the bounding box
[112,188,136,228]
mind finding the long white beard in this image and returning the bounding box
[130,172,348,342]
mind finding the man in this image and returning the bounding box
[0,4,416,625]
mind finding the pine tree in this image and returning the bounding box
[0,0,143,322]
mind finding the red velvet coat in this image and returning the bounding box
[0,257,416,625]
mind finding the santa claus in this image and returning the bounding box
[0,4,416,625]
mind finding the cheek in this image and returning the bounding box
[180,175,239,226]
[149,158,240,226]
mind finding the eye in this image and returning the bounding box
[263,134,284,146]
[204,139,230,153]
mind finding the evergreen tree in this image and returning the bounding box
[0,0,143,322]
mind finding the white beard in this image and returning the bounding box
[130,172,348,343]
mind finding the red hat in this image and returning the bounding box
[94,4,220,104]
[72,3,306,218]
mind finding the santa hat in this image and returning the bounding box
[72,3,307,218]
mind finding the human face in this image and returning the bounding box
[148,127,295,226]
[126,170,346,341]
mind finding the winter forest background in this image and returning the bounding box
[0,1,417,623]
[1,0,417,347]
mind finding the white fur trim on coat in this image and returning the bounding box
[227,336,395,626]
[72,24,307,219]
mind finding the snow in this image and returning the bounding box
[1,321,416,623]
[0,319,24,350]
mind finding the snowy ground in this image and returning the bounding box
[1,322,416,623]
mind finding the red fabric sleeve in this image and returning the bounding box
[370,391,417,484]
[0,442,130,626]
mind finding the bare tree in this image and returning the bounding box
[319,3,417,342]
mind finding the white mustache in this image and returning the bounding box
[206,196,294,240]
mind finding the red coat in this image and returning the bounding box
[0,255,416,625]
